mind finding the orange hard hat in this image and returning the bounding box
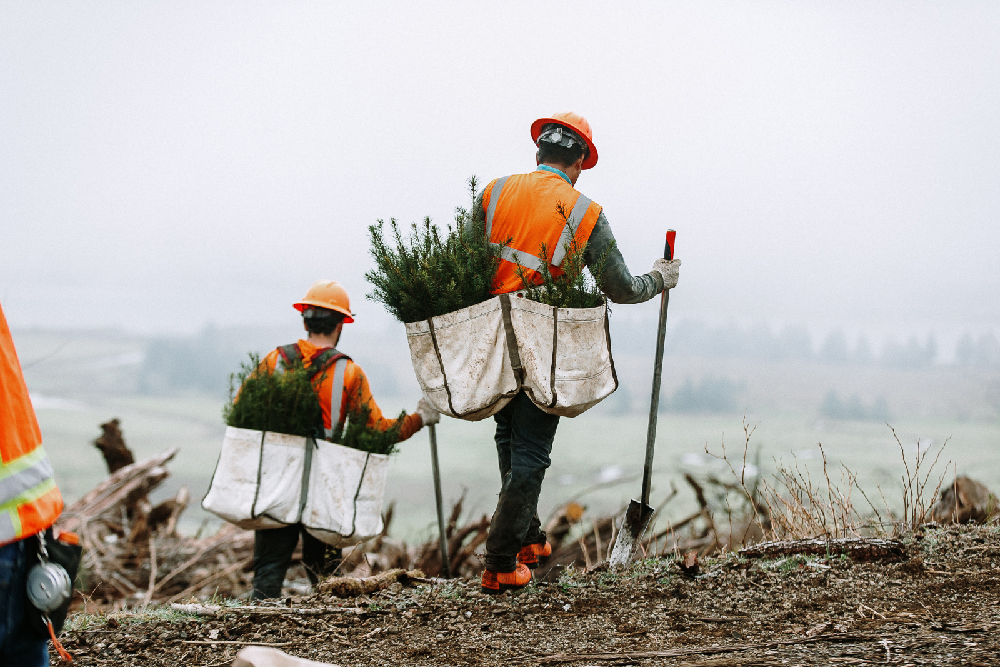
[293,280,354,323]
[530,111,599,170]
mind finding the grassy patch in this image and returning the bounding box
[64,606,203,632]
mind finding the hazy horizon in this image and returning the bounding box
[3,2,999,338]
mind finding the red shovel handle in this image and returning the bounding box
[664,230,676,261]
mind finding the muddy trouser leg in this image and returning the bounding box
[251,524,300,600]
[485,391,560,572]
[300,526,343,585]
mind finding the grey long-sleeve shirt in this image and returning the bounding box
[584,211,663,304]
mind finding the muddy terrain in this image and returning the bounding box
[55,523,1000,666]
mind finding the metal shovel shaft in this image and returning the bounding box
[609,230,675,569]
[428,424,451,578]
[642,288,670,507]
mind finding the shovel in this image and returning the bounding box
[428,424,451,577]
[608,229,676,569]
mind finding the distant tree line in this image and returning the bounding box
[137,325,245,396]
[136,324,401,398]
[955,332,1000,368]
[610,319,998,369]
[819,391,891,421]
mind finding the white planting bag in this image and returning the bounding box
[406,294,617,420]
[405,296,520,421]
[202,426,389,546]
[509,296,618,418]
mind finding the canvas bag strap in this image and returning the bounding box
[295,436,315,524]
[275,343,303,374]
[499,294,524,383]
[305,348,347,381]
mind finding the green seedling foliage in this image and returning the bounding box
[226,354,404,455]
[224,353,324,438]
[514,202,612,310]
[366,177,505,323]
[331,388,404,456]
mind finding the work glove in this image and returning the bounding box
[415,397,441,426]
[651,258,681,290]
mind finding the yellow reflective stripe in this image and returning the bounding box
[0,444,48,478]
[0,477,54,543]
[550,194,592,267]
[323,358,349,439]
[0,455,54,508]
[485,176,509,239]
[494,244,545,273]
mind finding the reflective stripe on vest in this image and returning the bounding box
[549,193,594,267]
[0,446,60,544]
[485,175,594,274]
[322,357,348,440]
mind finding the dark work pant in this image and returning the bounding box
[251,524,343,600]
[485,391,560,572]
[0,539,48,666]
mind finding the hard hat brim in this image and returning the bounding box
[293,301,355,323]
[531,117,598,170]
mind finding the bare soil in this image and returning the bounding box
[57,523,1000,666]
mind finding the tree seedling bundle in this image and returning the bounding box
[225,354,404,455]
[366,177,610,323]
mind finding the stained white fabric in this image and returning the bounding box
[406,295,617,421]
[202,427,388,546]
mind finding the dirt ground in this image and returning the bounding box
[57,523,1000,666]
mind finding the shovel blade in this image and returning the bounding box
[607,499,655,569]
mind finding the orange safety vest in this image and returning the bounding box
[0,303,63,547]
[261,340,422,442]
[482,169,603,294]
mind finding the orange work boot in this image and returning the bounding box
[516,541,552,569]
[480,563,532,595]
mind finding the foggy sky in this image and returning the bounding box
[2,1,998,338]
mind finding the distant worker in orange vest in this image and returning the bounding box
[473,113,681,594]
[0,301,65,664]
[249,280,439,599]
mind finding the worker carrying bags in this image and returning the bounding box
[405,293,616,420]
[367,176,620,422]
[204,282,433,550]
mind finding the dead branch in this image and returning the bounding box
[739,537,905,562]
[538,633,865,663]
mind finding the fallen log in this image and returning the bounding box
[739,537,905,562]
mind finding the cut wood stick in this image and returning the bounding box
[538,633,865,663]
[578,536,592,570]
[152,545,212,594]
[110,571,139,593]
[593,522,603,564]
[171,603,364,617]
[164,558,250,605]
[143,536,157,606]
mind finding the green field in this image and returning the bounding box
[29,386,1000,544]
[15,328,1000,543]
